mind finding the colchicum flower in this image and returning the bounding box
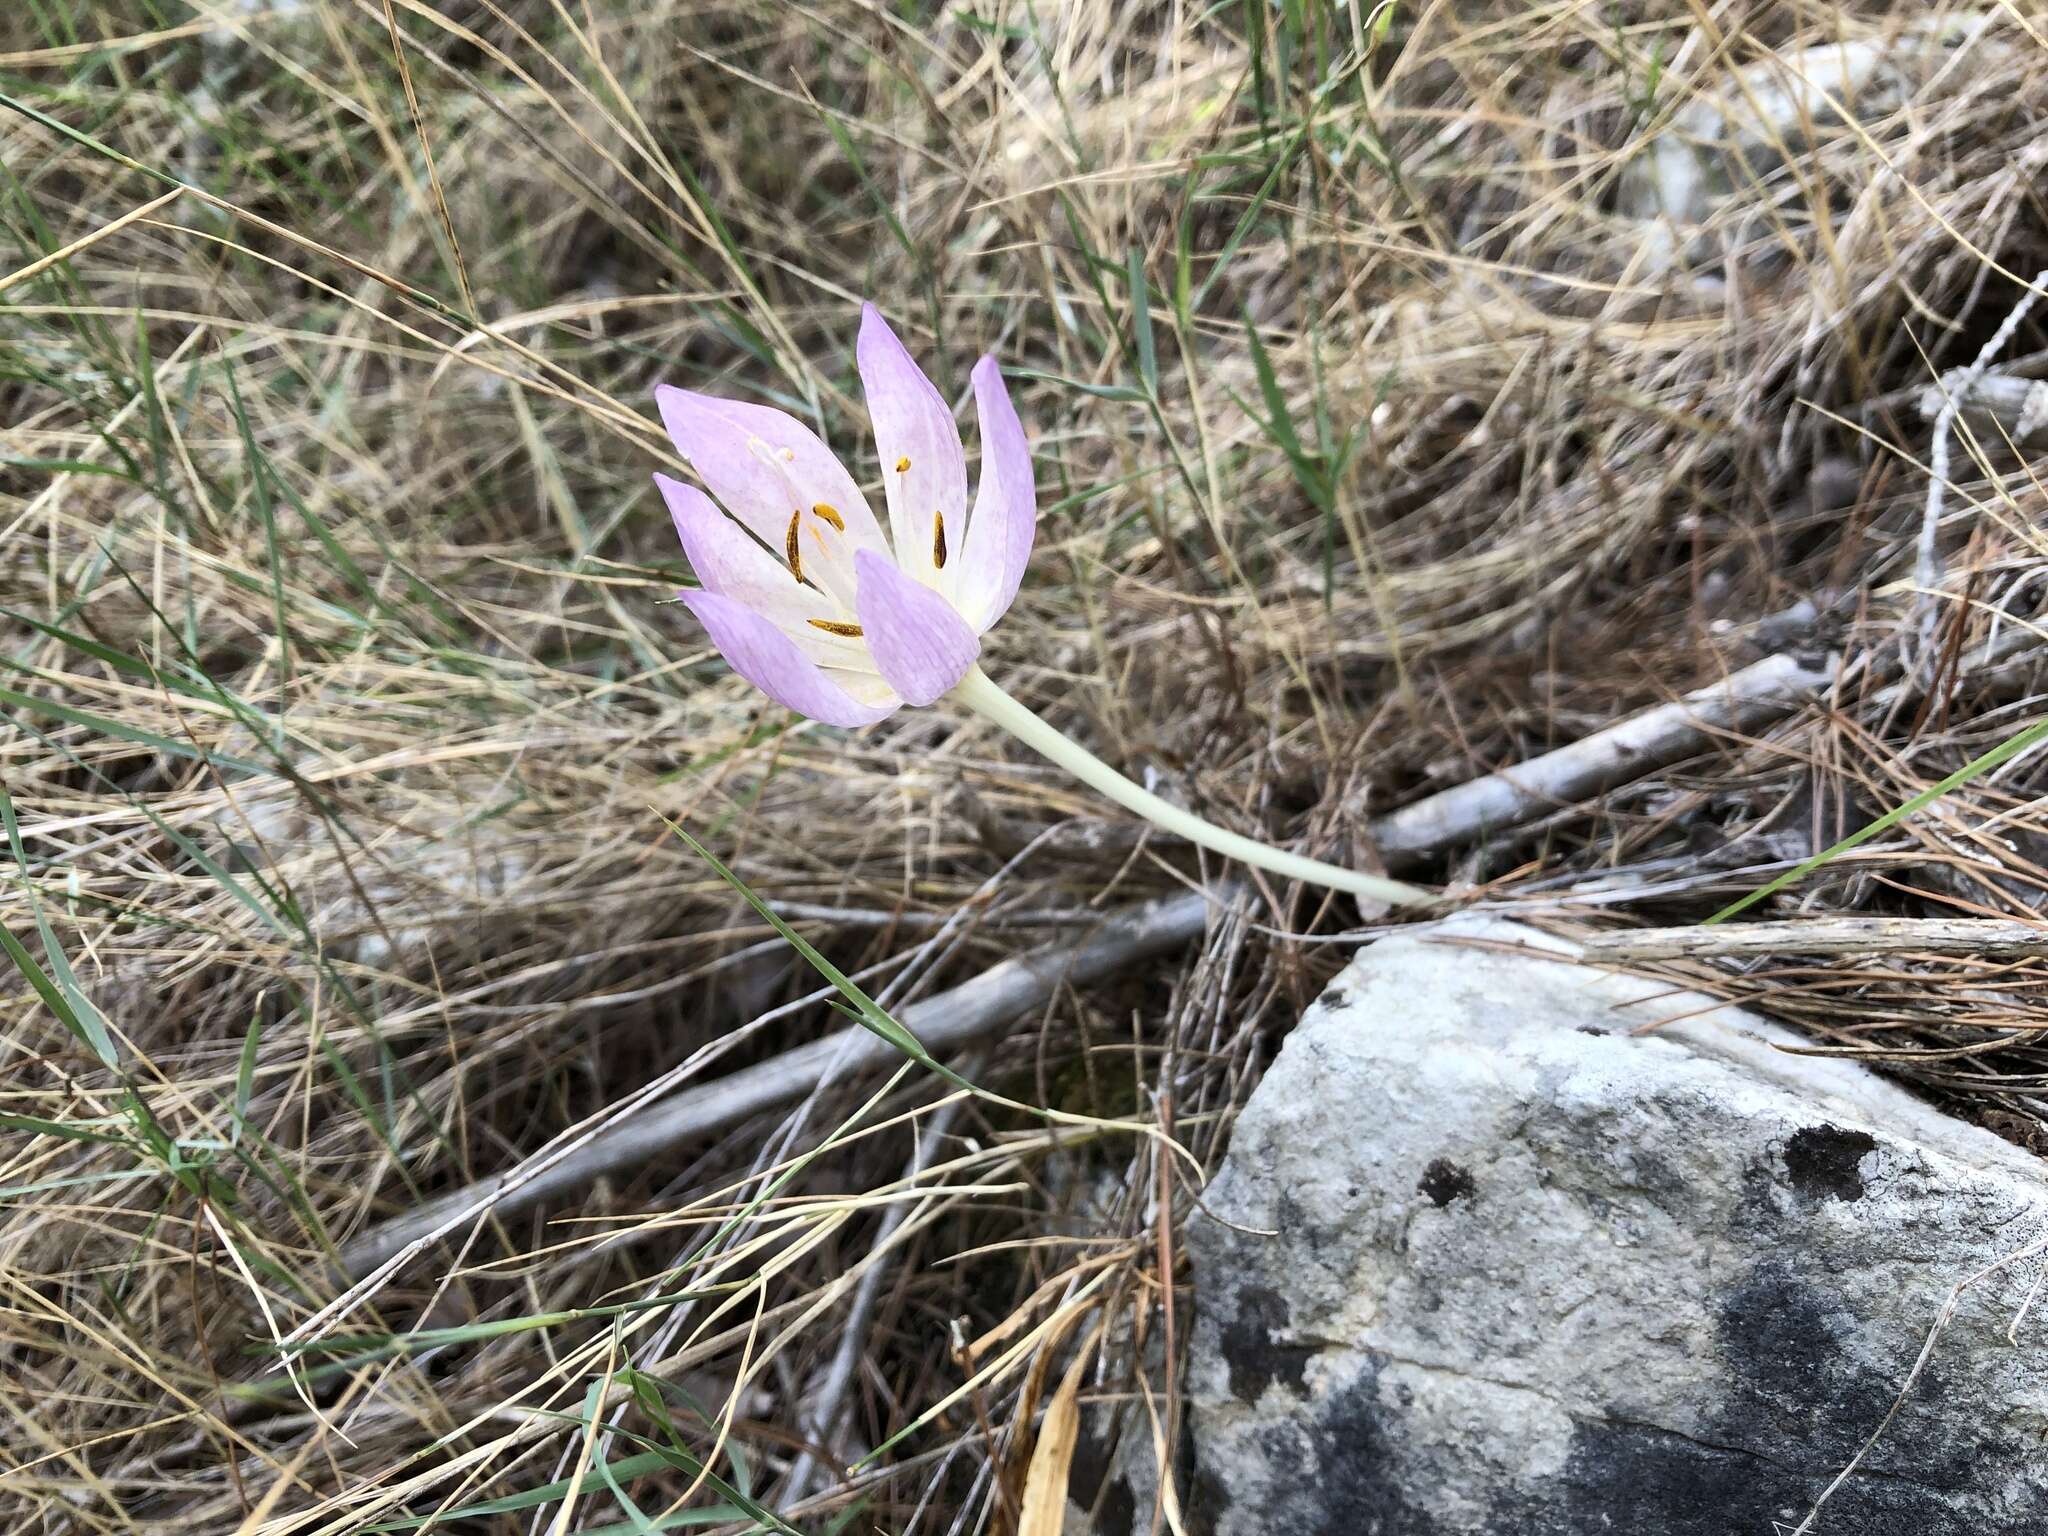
[656,304,1432,907]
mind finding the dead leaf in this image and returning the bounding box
[1017,1330,1097,1536]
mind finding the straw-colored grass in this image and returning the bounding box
[4,1,2048,1530]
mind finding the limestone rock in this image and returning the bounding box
[1185,918,2048,1535]
[1615,20,1993,273]
[1617,38,1913,228]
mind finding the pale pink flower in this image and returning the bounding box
[655,304,1434,906]
[655,304,1034,728]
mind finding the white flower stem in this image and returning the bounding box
[947,666,1436,907]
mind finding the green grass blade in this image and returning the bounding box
[0,1111,132,1147]
[0,790,119,1066]
[0,915,116,1070]
[1127,245,1158,396]
[231,1010,263,1146]
[666,819,973,1092]
[0,682,268,776]
[1709,718,2048,923]
[358,1451,700,1531]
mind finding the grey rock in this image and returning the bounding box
[1617,39,1912,229]
[1615,21,1991,274]
[1185,918,2048,1536]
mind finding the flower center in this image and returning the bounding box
[745,438,863,609]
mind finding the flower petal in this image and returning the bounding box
[656,473,791,605]
[654,384,888,567]
[660,473,874,673]
[955,355,1036,632]
[853,549,980,706]
[680,588,899,728]
[857,305,967,589]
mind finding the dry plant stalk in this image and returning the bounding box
[1586,918,2048,963]
[336,887,1217,1279]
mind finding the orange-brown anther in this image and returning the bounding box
[806,619,864,637]
[784,510,803,582]
[932,509,948,569]
[811,502,846,531]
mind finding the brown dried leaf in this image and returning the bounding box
[1017,1335,1095,1536]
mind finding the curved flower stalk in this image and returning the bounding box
[655,304,1433,908]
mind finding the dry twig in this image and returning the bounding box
[1585,918,2048,964]
[1368,653,1838,869]
[336,888,1219,1279]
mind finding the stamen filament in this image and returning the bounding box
[946,666,1435,907]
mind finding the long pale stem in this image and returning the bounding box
[948,665,1435,907]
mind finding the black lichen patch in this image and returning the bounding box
[1220,1286,1316,1403]
[1068,1423,1136,1536]
[1533,1260,2008,1536]
[1196,1261,2019,1533]
[1714,1260,1862,1426]
[1712,1255,2009,1491]
[1202,1363,1444,1536]
[1708,1260,1953,1476]
[1548,1419,1795,1534]
[1545,1415,2020,1536]
[1783,1123,1877,1203]
[1098,1474,1137,1536]
[1418,1158,1477,1208]
[1185,1457,1232,1536]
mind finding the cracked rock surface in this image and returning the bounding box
[1179,917,2048,1535]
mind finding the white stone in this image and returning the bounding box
[1179,917,2048,1536]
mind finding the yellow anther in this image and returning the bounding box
[811,502,846,531]
[784,510,803,582]
[807,619,864,637]
[895,455,911,472]
[932,509,948,570]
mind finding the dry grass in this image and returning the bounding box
[4,0,2048,1531]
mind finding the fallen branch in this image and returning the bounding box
[1367,651,1837,868]
[1916,270,2048,606]
[1584,917,2048,963]
[1915,371,2048,449]
[335,641,1861,1283]
[336,888,1219,1280]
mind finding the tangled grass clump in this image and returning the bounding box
[3,2,2048,1530]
